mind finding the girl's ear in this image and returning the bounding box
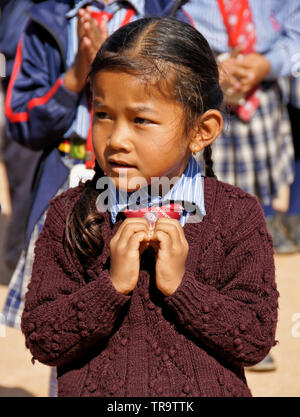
[189,110,223,154]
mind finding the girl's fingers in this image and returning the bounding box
[112,218,150,248]
[127,230,149,252]
[152,230,172,252]
[152,219,186,250]
[115,217,149,235]
[118,224,149,249]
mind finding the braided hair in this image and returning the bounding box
[203,146,217,179]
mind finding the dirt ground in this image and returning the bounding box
[0,251,300,397]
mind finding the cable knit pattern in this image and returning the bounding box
[21,177,279,397]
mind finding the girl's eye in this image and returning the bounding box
[96,112,110,120]
[134,117,151,125]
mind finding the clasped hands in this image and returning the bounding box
[64,6,109,93]
[218,49,271,100]
[110,218,189,297]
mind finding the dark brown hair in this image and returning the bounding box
[66,17,223,259]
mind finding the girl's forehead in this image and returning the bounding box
[92,69,174,102]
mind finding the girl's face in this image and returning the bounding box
[92,70,192,192]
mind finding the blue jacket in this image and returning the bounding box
[5,0,190,245]
[0,0,45,84]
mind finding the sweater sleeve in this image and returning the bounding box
[21,191,130,367]
[164,195,279,368]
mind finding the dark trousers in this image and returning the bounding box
[287,104,300,214]
[262,103,300,217]
[1,129,42,271]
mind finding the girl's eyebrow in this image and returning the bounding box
[92,99,105,108]
[92,100,158,114]
[130,105,157,114]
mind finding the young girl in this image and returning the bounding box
[21,17,279,397]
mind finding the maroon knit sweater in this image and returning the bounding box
[21,177,279,397]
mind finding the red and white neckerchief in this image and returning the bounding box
[124,204,184,223]
[218,0,260,122]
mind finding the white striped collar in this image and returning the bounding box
[108,155,206,226]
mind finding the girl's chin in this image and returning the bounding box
[117,185,145,193]
[110,177,150,193]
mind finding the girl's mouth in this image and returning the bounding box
[108,157,135,166]
[109,160,137,173]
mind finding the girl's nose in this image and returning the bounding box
[107,123,133,152]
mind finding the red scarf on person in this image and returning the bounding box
[218,0,260,122]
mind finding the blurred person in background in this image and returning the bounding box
[0,0,44,281]
[1,0,195,397]
[277,76,300,248]
[185,0,300,256]
[184,0,300,371]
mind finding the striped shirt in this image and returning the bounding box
[107,155,206,226]
[184,0,300,80]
